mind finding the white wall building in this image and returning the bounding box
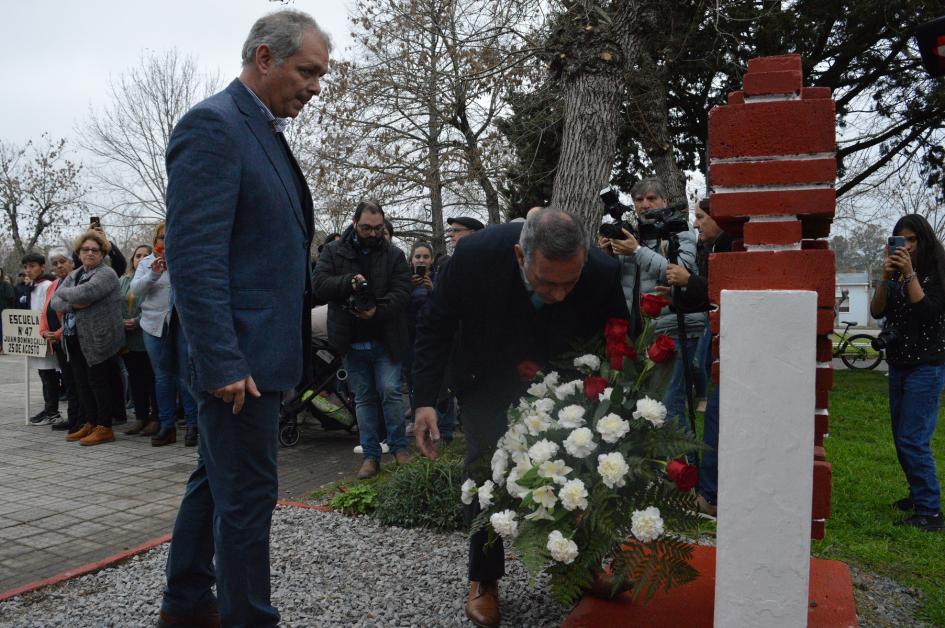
[835,272,876,329]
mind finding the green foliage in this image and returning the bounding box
[373,450,466,531]
[329,482,379,515]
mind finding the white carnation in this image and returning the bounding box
[501,428,528,454]
[491,449,509,485]
[461,479,477,505]
[505,468,528,499]
[600,387,613,401]
[490,510,519,539]
[478,480,495,509]
[632,397,667,427]
[597,452,630,489]
[555,379,583,400]
[528,439,559,464]
[563,427,598,459]
[538,459,572,485]
[523,412,553,436]
[533,398,556,415]
[631,506,665,543]
[573,354,601,372]
[532,484,558,509]
[527,381,548,398]
[543,371,560,387]
[547,530,579,564]
[559,479,589,511]
[557,404,586,429]
[596,413,630,444]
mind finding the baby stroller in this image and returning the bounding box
[278,337,358,447]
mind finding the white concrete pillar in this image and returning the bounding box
[714,290,817,628]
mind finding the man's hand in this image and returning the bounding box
[352,306,376,319]
[212,375,261,414]
[123,319,137,330]
[597,235,614,256]
[414,406,440,460]
[610,229,640,256]
[665,263,690,286]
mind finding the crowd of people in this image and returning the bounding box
[5,222,197,448]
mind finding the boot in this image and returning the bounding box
[79,425,115,446]
[125,419,148,435]
[356,458,380,480]
[140,420,160,436]
[465,581,500,627]
[66,422,94,442]
[184,426,198,447]
[151,426,177,447]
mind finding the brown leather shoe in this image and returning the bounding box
[157,607,221,628]
[394,449,415,465]
[124,419,147,435]
[79,425,115,446]
[66,422,94,442]
[140,420,161,436]
[587,570,632,599]
[465,580,500,627]
[356,458,379,480]
[696,494,718,517]
[151,427,177,447]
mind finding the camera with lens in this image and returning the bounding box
[347,278,375,312]
[871,326,899,352]
[598,187,690,242]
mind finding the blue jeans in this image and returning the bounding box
[343,343,407,460]
[694,323,713,399]
[143,324,197,430]
[662,335,701,433]
[162,391,281,627]
[888,363,944,514]
[698,386,720,504]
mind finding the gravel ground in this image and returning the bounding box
[0,506,933,627]
[0,506,568,627]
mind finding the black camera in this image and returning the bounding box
[871,326,899,352]
[348,278,375,312]
[598,187,690,242]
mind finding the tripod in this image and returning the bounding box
[666,232,699,467]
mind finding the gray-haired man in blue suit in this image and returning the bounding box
[158,10,329,628]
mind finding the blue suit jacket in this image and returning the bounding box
[165,79,313,393]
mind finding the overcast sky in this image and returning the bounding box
[0,1,355,145]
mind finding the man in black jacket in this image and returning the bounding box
[412,208,629,627]
[313,200,413,479]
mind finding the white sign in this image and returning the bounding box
[2,309,49,358]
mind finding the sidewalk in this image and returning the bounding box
[0,354,358,592]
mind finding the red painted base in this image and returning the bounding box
[563,546,858,628]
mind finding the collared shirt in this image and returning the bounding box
[240,80,290,134]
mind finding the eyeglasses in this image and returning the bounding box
[447,227,470,235]
[356,224,386,234]
[79,247,102,254]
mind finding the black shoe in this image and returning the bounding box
[184,426,198,447]
[892,497,915,512]
[151,427,177,447]
[50,417,70,431]
[29,410,53,426]
[896,512,944,532]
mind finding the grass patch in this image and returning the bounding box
[814,370,945,625]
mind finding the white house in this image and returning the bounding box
[835,272,876,329]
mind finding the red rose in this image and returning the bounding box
[647,335,676,364]
[517,359,541,381]
[666,458,698,492]
[583,375,608,401]
[641,293,670,318]
[606,340,637,370]
[604,317,630,344]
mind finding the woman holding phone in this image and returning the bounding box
[870,214,945,532]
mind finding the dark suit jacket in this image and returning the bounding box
[165,79,314,393]
[412,222,630,413]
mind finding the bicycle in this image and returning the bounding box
[832,320,883,370]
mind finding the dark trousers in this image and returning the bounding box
[123,350,156,423]
[109,357,127,424]
[38,369,60,415]
[162,391,281,627]
[66,336,115,427]
[461,389,512,583]
[53,343,82,429]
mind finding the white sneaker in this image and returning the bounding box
[352,441,391,455]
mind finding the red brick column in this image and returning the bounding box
[706,54,835,539]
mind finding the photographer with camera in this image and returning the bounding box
[598,178,705,433]
[313,200,413,479]
[869,214,945,532]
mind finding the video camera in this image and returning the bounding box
[598,187,689,242]
[347,278,375,313]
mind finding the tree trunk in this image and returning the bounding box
[455,107,501,224]
[550,72,624,237]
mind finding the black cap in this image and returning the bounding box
[447,216,485,231]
